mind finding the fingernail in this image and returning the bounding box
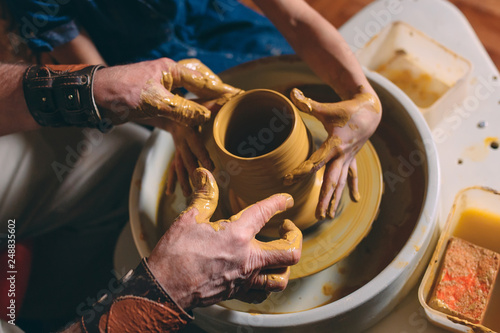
[284,195,294,209]
[317,207,326,220]
[353,191,361,202]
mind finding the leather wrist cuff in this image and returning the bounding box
[81,258,193,333]
[23,64,113,133]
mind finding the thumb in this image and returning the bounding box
[184,168,219,222]
[290,88,351,128]
[238,194,294,236]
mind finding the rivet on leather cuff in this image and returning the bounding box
[23,64,113,133]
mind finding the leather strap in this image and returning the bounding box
[81,258,193,333]
[23,64,113,133]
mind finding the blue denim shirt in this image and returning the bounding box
[6,0,293,72]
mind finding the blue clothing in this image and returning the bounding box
[6,0,294,73]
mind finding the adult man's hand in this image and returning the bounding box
[148,168,302,310]
[93,58,242,126]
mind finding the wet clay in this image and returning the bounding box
[182,168,233,232]
[137,58,243,127]
[211,89,322,237]
[177,59,243,102]
[258,219,302,253]
[348,166,361,202]
[186,168,299,238]
[263,267,291,292]
[139,82,210,126]
[376,51,450,108]
[283,87,380,185]
[290,87,381,122]
[284,135,342,185]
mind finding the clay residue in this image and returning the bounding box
[290,88,350,127]
[376,52,449,108]
[177,168,226,232]
[485,137,499,148]
[264,267,291,292]
[208,211,244,232]
[316,283,365,306]
[462,137,499,162]
[283,135,342,185]
[177,59,243,103]
[258,219,302,254]
[190,169,218,221]
[349,123,359,131]
[354,91,381,114]
[348,164,361,202]
[139,83,211,126]
[322,282,335,296]
[284,86,379,186]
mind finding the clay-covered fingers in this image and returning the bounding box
[328,163,349,219]
[251,267,291,292]
[284,135,342,185]
[290,88,351,127]
[185,128,214,172]
[165,124,214,196]
[174,59,243,100]
[235,194,294,236]
[316,158,356,220]
[316,157,343,220]
[183,168,219,222]
[176,128,213,176]
[256,219,302,268]
[348,158,360,202]
[147,82,211,127]
[291,88,378,126]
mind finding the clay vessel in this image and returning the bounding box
[211,89,322,237]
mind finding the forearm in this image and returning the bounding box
[254,0,375,99]
[0,63,41,136]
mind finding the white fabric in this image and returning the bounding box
[0,320,25,333]
[0,124,150,238]
[0,123,150,330]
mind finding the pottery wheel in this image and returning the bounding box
[158,109,383,280]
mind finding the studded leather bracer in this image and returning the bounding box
[23,64,112,133]
[81,258,193,332]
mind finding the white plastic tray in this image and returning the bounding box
[340,0,500,331]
